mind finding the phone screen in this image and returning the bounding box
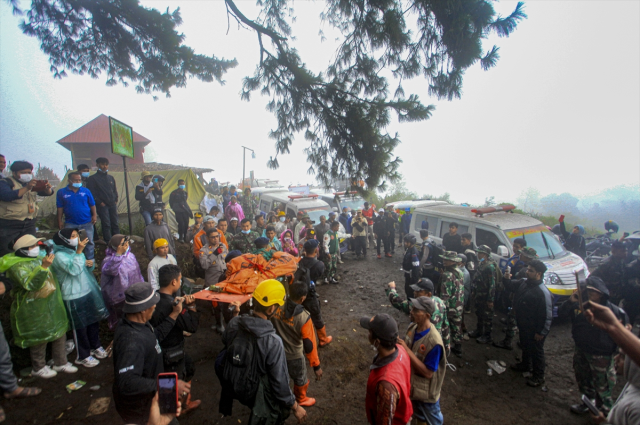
[158,374,178,414]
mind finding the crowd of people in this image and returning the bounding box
[0,154,639,425]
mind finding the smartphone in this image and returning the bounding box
[581,394,600,416]
[157,372,179,414]
[78,229,87,241]
[32,180,48,192]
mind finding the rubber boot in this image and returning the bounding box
[293,381,316,406]
[182,381,201,414]
[317,326,333,347]
[493,337,513,350]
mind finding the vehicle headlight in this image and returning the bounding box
[544,272,563,286]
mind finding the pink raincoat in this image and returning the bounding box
[280,229,299,256]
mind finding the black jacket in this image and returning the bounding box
[442,233,463,254]
[559,277,628,355]
[149,293,199,350]
[169,189,193,216]
[112,316,176,424]
[86,170,118,206]
[504,277,553,336]
[299,256,324,297]
[135,182,163,213]
[559,221,586,259]
[402,246,421,283]
[373,216,388,236]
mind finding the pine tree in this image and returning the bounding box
[7,0,526,192]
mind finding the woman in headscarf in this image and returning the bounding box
[224,195,245,223]
[0,235,74,379]
[100,234,144,329]
[280,229,299,256]
[48,228,109,368]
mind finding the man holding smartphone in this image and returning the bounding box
[112,282,188,425]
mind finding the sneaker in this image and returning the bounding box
[329,278,339,284]
[377,254,382,259]
[91,347,108,359]
[52,362,78,374]
[32,365,57,379]
[75,356,100,368]
[65,340,75,354]
[385,253,392,258]
[526,377,545,387]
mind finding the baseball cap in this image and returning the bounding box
[410,278,434,293]
[122,282,160,314]
[519,247,538,259]
[360,313,398,342]
[203,215,216,222]
[12,234,45,251]
[410,296,436,315]
[140,171,152,179]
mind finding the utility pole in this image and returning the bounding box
[241,146,255,189]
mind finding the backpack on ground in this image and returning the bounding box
[221,320,261,407]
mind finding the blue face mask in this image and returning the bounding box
[178,185,186,190]
[279,217,285,222]
[479,257,485,263]
[72,182,82,188]
[81,172,90,178]
[242,230,251,234]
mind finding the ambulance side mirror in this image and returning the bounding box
[497,245,509,257]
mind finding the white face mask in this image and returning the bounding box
[19,173,33,183]
[69,238,79,247]
[27,246,40,257]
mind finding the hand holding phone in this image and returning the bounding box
[157,372,179,415]
[581,394,600,416]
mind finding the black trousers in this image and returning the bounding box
[73,322,101,360]
[404,272,415,299]
[354,236,367,256]
[388,230,396,253]
[164,351,196,382]
[96,203,120,241]
[376,235,390,255]
[0,218,36,257]
[520,327,546,379]
[302,290,324,329]
[175,212,190,241]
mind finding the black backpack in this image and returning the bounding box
[429,242,445,270]
[294,259,318,288]
[221,321,262,407]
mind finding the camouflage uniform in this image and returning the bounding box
[240,194,258,218]
[472,252,497,340]
[230,231,260,254]
[386,288,450,347]
[573,347,616,411]
[439,267,464,345]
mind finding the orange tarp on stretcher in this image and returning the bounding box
[192,290,252,304]
[216,252,299,295]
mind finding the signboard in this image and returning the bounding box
[109,117,134,159]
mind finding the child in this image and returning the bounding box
[265,226,282,252]
[271,281,322,406]
[323,221,350,284]
[280,229,299,256]
[148,238,178,290]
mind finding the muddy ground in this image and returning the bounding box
[1,240,629,425]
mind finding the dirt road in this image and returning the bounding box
[1,243,626,425]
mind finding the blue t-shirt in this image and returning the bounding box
[413,328,443,372]
[56,186,95,225]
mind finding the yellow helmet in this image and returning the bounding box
[253,279,286,307]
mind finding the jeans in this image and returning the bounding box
[30,335,67,371]
[412,399,444,425]
[73,322,101,360]
[96,203,120,241]
[0,217,36,257]
[65,221,94,259]
[0,322,18,393]
[141,210,152,226]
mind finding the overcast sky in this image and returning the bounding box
[1,1,638,205]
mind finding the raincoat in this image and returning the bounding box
[0,253,68,348]
[100,247,145,329]
[48,242,109,330]
[224,201,245,222]
[280,230,298,256]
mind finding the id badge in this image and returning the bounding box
[28,203,35,214]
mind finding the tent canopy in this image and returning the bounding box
[39,168,207,222]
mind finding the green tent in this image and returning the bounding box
[39,169,206,233]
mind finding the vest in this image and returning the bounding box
[0,177,38,221]
[404,322,446,403]
[365,345,413,425]
[271,306,310,361]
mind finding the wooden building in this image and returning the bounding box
[56,114,151,169]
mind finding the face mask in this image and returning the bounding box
[100,168,108,173]
[242,230,251,234]
[285,237,291,241]
[69,237,79,247]
[280,217,285,222]
[72,182,82,188]
[19,173,33,183]
[27,246,40,257]
[81,172,90,178]
[479,257,485,263]
[178,185,186,190]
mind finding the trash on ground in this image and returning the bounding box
[86,397,111,417]
[487,360,506,374]
[89,385,100,391]
[66,380,86,393]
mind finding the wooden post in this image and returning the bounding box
[123,156,133,236]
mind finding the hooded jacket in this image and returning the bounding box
[222,314,296,409]
[607,356,640,425]
[559,277,628,355]
[280,230,298,256]
[100,247,145,329]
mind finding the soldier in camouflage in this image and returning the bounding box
[438,251,464,356]
[230,218,260,254]
[558,276,629,415]
[239,187,258,218]
[494,247,538,350]
[470,245,497,344]
[386,278,450,350]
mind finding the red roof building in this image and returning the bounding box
[56,114,151,168]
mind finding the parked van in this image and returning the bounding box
[409,204,589,314]
[311,190,367,212]
[385,199,449,211]
[257,192,333,223]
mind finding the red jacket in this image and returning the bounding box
[365,345,413,425]
[362,207,375,225]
